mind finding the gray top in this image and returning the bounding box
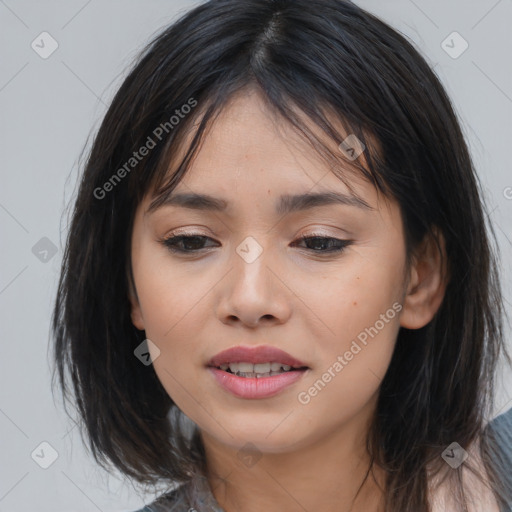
[134,407,512,512]
[136,473,223,512]
[488,406,512,512]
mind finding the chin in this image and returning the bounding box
[207,422,306,454]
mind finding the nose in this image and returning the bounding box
[215,239,292,328]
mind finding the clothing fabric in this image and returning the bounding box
[135,473,223,512]
[133,407,512,512]
[487,406,512,512]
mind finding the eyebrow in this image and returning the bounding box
[147,190,373,215]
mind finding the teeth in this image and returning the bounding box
[229,362,253,373]
[222,362,296,376]
[254,363,270,373]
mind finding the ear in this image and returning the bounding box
[400,228,449,329]
[128,276,145,331]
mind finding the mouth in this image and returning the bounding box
[206,345,309,398]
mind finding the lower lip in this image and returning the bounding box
[208,367,307,399]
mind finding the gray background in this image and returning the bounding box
[0,1,511,511]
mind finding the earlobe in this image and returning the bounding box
[128,280,145,331]
[130,302,145,331]
[399,228,449,330]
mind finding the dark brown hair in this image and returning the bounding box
[51,0,511,510]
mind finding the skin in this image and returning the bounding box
[129,88,449,512]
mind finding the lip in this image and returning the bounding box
[207,345,307,368]
[208,367,308,399]
[207,345,309,399]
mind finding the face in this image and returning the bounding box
[130,89,412,454]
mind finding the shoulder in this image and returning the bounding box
[486,406,512,480]
[487,406,512,450]
[130,483,191,512]
[429,408,512,512]
[131,474,224,512]
[486,406,512,511]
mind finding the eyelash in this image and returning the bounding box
[159,232,352,256]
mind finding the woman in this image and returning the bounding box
[51,1,512,510]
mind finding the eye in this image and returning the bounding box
[159,232,352,255]
[160,233,218,253]
[292,235,352,254]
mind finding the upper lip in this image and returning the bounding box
[208,345,308,368]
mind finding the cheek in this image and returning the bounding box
[133,259,207,408]
[131,247,221,378]
[133,246,211,339]
[297,278,402,426]
[300,250,405,346]
[299,247,405,394]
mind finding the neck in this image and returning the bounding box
[200,399,385,512]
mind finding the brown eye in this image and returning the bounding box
[161,234,218,253]
[292,236,352,254]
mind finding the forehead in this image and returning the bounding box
[199,93,342,174]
